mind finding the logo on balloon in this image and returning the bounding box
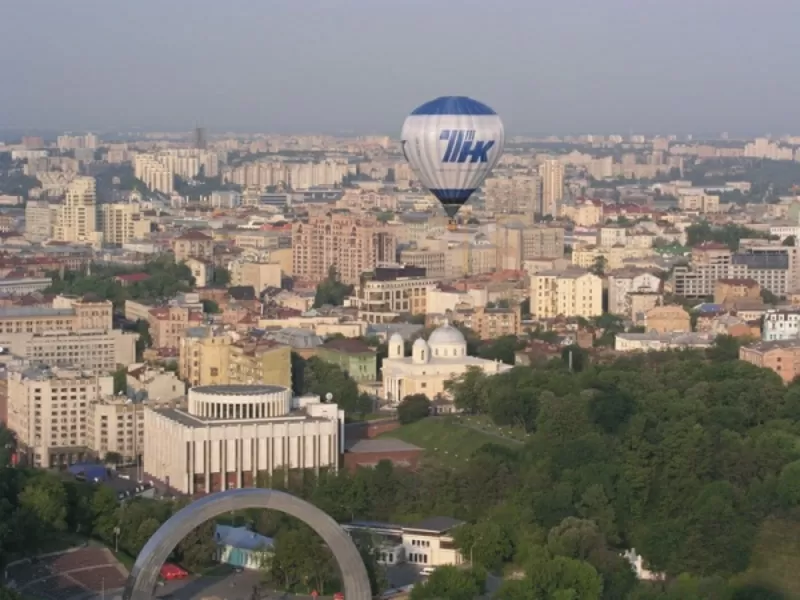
[439,129,495,164]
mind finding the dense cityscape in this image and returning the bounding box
[5,2,800,600]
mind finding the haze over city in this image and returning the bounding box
[2,0,800,134]
[7,2,800,600]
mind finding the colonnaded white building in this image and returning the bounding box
[144,384,344,495]
[381,323,512,407]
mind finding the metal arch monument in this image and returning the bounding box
[122,488,372,600]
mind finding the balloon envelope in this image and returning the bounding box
[401,96,504,217]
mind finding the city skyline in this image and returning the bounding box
[2,0,800,135]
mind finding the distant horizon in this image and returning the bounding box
[0,127,790,143]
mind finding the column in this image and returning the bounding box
[204,440,210,492]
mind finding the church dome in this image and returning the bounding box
[428,324,466,347]
[427,323,467,358]
[412,337,430,364]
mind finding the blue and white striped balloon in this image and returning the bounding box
[401,96,505,218]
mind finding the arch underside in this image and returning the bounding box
[122,488,371,600]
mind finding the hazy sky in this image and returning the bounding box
[2,0,800,135]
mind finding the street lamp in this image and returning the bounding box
[113,526,121,553]
[325,392,333,403]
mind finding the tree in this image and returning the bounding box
[301,357,360,415]
[761,288,780,305]
[19,474,69,535]
[591,256,607,276]
[478,335,524,365]
[445,367,489,414]
[175,520,217,572]
[112,366,127,396]
[104,451,123,466]
[397,394,431,424]
[201,299,221,314]
[783,235,796,247]
[0,586,23,600]
[212,266,231,287]
[453,519,515,571]
[314,267,353,308]
[410,565,486,600]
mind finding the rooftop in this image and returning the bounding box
[0,306,73,319]
[192,384,286,396]
[346,439,422,453]
[405,516,465,534]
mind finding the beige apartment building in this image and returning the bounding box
[101,203,152,246]
[739,340,800,383]
[678,193,720,213]
[483,175,540,218]
[562,200,603,227]
[644,305,691,333]
[148,305,204,350]
[24,200,58,242]
[172,230,214,263]
[458,304,522,339]
[0,295,112,335]
[494,223,565,271]
[229,261,282,292]
[292,210,396,285]
[178,328,293,389]
[6,364,113,468]
[355,267,437,324]
[530,268,603,319]
[399,249,446,279]
[538,159,564,218]
[53,177,103,247]
[180,327,232,387]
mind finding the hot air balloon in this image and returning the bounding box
[401,96,505,218]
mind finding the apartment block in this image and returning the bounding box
[538,160,564,217]
[24,200,58,242]
[101,203,152,246]
[678,193,720,213]
[763,309,800,341]
[229,261,282,293]
[0,295,112,335]
[53,177,103,247]
[493,223,565,271]
[172,230,214,263]
[228,339,292,389]
[6,364,113,468]
[292,210,396,285]
[672,243,795,297]
[530,268,603,319]
[644,305,691,333]
[607,270,662,317]
[355,266,437,324]
[714,278,761,304]
[739,340,800,383]
[179,327,232,387]
[458,304,522,339]
[148,305,204,350]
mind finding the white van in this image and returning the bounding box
[420,567,436,576]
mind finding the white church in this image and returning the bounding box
[381,323,512,408]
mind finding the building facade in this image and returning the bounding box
[143,385,344,495]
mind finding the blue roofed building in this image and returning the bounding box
[215,525,273,570]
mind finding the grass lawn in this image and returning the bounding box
[743,511,800,597]
[378,416,520,468]
[454,414,529,442]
